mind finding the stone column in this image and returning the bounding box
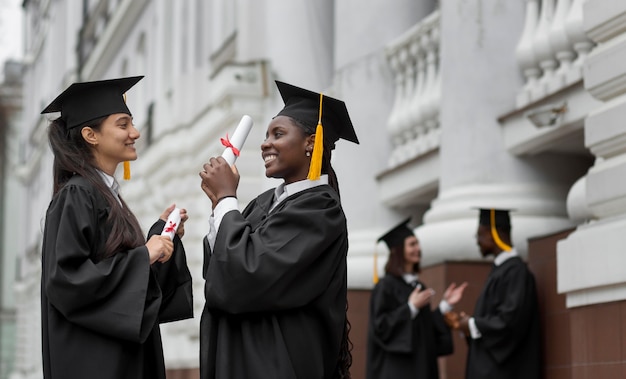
[332,0,437,288]
[557,1,626,308]
[418,0,585,265]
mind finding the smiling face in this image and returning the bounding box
[84,113,140,175]
[261,115,313,184]
[403,235,421,273]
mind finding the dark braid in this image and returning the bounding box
[290,116,353,377]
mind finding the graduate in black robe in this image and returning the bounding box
[366,218,467,379]
[40,77,193,379]
[199,81,359,379]
[457,208,541,379]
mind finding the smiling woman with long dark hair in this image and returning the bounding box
[199,81,358,379]
[366,218,467,379]
[40,76,193,379]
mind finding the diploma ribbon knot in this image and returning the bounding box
[164,221,177,233]
[220,134,240,157]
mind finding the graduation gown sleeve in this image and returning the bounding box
[367,279,413,353]
[42,182,158,343]
[148,220,194,323]
[204,187,346,313]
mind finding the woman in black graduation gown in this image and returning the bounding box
[40,76,193,379]
[366,219,467,379]
[199,81,359,379]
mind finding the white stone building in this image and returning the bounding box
[6,0,626,377]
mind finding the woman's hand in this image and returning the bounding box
[408,285,435,309]
[145,235,174,264]
[199,157,240,208]
[443,282,468,306]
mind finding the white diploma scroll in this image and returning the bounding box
[221,115,253,165]
[161,207,181,240]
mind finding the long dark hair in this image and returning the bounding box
[47,116,144,260]
[384,236,420,278]
[290,116,352,377]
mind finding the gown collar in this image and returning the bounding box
[494,247,518,266]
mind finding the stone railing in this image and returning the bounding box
[385,10,441,168]
[515,0,595,108]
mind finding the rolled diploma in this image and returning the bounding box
[161,208,181,240]
[221,115,253,165]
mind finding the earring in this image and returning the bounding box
[306,151,311,157]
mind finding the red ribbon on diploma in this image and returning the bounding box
[220,134,240,156]
[164,221,177,233]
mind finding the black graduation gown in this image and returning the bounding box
[366,275,453,379]
[41,175,193,379]
[466,256,541,379]
[200,185,348,379]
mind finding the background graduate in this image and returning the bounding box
[198,81,359,379]
[456,208,541,379]
[40,76,193,379]
[366,218,467,379]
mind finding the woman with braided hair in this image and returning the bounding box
[199,80,359,378]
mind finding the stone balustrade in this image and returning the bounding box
[385,10,441,168]
[515,0,595,108]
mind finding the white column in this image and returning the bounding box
[333,0,437,288]
[558,0,626,308]
[418,0,583,267]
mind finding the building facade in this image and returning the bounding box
[6,0,626,378]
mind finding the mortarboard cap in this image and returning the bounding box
[41,76,144,130]
[478,208,511,229]
[476,208,513,252]
[377,217,414,250]
[275,81,359,146]
[275,80,359,181]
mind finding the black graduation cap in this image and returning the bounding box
[477,208,512,229]
[41,76,144,129]
[476,208,513,251]
[377,217,414,250]
[275,81,359,146]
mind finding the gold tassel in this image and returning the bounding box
[122,92,131,181]
[373,248,379,284]
[307,93,324,181]
[490,209,512,252]
[123,161,131,180]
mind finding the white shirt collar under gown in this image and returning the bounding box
[269,175,329,212]
[494,247,518,266]
[402,273,419,286]
[97,170,122,206]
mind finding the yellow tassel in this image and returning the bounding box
[373,250,379,284]
[307,93,324,181]
[490,209,512,252]
[123,161,131,180]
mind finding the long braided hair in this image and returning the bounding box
[47,116,144,261]
[292,117,353,378]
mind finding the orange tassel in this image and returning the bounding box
[490,209,511,251]
[373,250,379,284]
[307,93,324,181]
[123,161,131,180]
